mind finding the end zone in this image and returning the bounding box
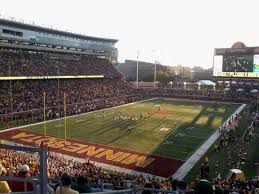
[0,128,184,178]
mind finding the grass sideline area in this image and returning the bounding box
[185,109,259,182]
[15,98,239,161]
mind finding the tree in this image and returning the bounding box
[156,71,171,85]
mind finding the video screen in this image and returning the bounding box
[223,55,253,72]
[213,54,259,78]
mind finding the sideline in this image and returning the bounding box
[172,103,247,180]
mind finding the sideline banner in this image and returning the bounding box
[0,75,104,80]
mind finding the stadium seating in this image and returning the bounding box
[0,50,146,126]
[147,87,258,103]
[0,50,121,77]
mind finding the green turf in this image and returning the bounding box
[22,99,239,161]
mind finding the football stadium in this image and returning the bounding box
[0,2,259,194]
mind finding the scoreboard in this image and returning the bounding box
[213,54,259,78]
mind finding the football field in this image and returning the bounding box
[1,98,239,177]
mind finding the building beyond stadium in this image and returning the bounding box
[0,18,118,63]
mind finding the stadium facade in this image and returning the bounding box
[0,18,118,63]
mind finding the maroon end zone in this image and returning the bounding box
[0,129,184,177]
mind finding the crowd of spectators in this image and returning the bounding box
[147,87,258,103]
[216,104,259,172]
[0,148,188,193]
[0,78,141,113]
[0,50,121,78]
[0,78,145,127]
[0,49,146,126]
[0,146,259,194]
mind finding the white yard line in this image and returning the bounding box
[172,103,247,180]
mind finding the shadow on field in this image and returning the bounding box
[149,104,229,160]
[69,101,232,163]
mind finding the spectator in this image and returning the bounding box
[35,172,54,194]
[8,164,33,192]
[72,176,91,193]
[142,182,153,194]
[0,164,11,193]
[36,183,54,194]
[194,179,215,194]
[55,175,79,194]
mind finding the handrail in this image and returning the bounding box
[84,189,133,194]
[0,192,35,194]
[0,144,48,194]
[0,176,39,192]
[80,187,181,194]
[139,187,181,193]
[0,176,39,183]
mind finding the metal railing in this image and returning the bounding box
[0,144,182,194]
[79,187,181,194]
[0,144,48,194]
[86,189,134,194]
[0,176,39,192]
[0,192,35,194]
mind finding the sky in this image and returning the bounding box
[1,0,259,68]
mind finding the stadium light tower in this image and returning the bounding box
[154,60,157,88]
[136,50,140,88]
[57,66,60,117]
[8,63,13,125]
[152,49,157,88]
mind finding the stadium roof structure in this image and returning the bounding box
[0,18,118,43]
[215,41,259,55]
[231,41,246,49]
